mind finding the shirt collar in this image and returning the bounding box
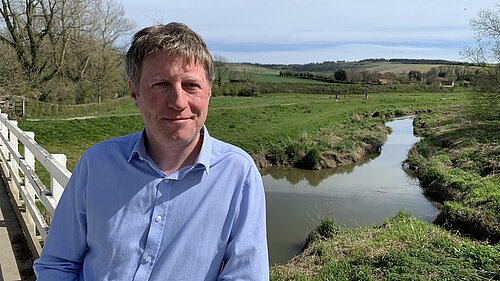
[128,126,212,175]
[196,126,212,174]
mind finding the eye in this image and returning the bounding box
[183,82,201,90]
[152,81,170,88]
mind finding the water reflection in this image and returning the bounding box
[264,118,439,265]
[263,153,378,187]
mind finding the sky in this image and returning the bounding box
[119,0,497,65]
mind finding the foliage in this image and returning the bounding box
[334,69,348,81]
[304,218,343,247]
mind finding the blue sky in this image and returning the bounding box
[120,0,496,64]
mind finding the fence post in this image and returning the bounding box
[24,131,38,239]
[0,110,3,160]
[0,113,9,179]
[8,120,21,207]
[51,154,67,201]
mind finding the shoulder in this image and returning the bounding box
[210,137,258,171]
[82,132,141,161]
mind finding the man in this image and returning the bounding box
[34,23,269,280]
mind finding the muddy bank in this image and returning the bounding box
[252,121,389,170]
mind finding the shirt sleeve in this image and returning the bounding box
[218,164,269,281]
[33,154,89,280]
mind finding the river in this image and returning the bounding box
[263,118,439,265]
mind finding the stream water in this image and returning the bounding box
[263,118,439,265]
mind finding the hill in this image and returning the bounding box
[239,58,474,75]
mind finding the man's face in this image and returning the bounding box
[130,52,211,150]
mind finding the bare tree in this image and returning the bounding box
[461,4,500,114]
[213,55,230,89]
[0,0,133,102]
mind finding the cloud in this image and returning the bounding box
[120,0,494,63]
[214,42,467,64]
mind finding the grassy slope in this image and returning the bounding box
[408,105,500,243]
[271,212,500,280]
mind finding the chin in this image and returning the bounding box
[166,130,200,145]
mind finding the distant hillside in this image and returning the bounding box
[242,58,474,75]
[214,59,475,97]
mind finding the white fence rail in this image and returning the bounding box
[0,111,70,257]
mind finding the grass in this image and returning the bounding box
[408,105,500,243]
[360,63,443,74]
[19,92,466,171]
[253,72,333,84]
[271,212,500,280]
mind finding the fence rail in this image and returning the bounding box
[0,110,70,257]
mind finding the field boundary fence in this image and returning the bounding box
[0,95,130,119]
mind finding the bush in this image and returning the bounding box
[305,218,342,247]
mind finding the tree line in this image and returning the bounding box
[252,58,474,74]
[0,0,133,104]
[358,58,474,66]
[278,65,479,86]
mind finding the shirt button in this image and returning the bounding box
[144,256,152,263]
[154,215,162,222]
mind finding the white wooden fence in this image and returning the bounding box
[0,110,70,257]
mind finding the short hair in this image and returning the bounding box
[125,22,214,88]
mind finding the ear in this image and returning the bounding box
[129,80,139,107]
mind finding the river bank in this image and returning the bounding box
[269,104,500,280]
[264,118,438,265]
[408,106,500,244]
[252,109,436,170]
[271,211,500,280]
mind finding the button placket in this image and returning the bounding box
[132,179,172,280]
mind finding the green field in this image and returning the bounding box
[228,63,332,84]
[360,63,443,74]
[19,92,464,170]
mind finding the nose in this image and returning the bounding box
[167,84,188,111]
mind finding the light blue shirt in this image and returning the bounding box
[33,127,269,280]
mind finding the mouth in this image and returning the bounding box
[163,116,194,122]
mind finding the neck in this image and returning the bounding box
[145,132,203,176]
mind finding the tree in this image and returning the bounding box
[408,70,423,82]
[0,40,29,94]
[334,69,347,81]
[461,4,500,116]
[0,0,133,102]
[213,55,230,89]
